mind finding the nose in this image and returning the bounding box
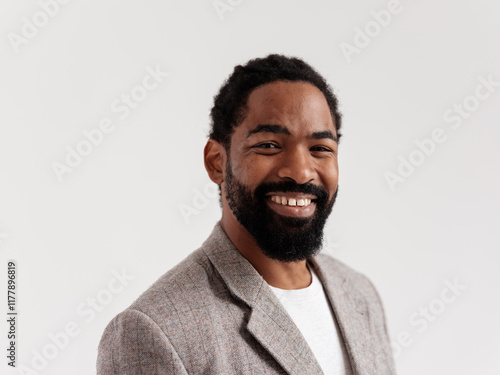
[277,147,316,184]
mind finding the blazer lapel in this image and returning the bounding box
[203,222,324,375]
[307,255,376,375]
[245,282,324,375]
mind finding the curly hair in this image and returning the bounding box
[208,54,342,149]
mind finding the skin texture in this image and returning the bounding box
[204,81,339,290]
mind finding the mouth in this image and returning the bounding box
[265,193,317,217]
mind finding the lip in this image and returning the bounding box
[266,196,316,218]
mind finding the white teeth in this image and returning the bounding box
[270,196,313,207]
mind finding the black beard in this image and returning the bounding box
[224,160,338,263]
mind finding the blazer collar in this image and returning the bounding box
[307,256,376,375]
[202,221,374,375]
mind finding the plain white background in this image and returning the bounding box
[1,1,499,374]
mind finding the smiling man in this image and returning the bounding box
[97,55,396,375]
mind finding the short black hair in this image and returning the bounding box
[208,54,342,149]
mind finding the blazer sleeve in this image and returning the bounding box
[97,308,189,375]
[364,276,397,374]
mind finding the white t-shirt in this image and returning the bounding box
[268,266,353,375]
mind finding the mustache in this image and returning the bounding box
[253,180,330,203]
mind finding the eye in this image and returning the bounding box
[254,142,280,149]
[310,146,333,153]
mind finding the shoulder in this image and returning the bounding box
[98,246,225,363]
[128,246,219,321]
[97,307,188,374]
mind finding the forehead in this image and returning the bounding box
[238,81,336,136]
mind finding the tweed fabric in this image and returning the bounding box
[97,221,396,374]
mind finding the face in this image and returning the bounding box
[222,81,339,263]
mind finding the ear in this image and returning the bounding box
[204,139,226,185]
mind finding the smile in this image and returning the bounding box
[266,194,317,217]
[269,195,313,207]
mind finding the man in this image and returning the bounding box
[97,54,396,375]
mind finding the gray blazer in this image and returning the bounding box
[97,222,396,374]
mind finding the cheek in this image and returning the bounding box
[321,161,339,189]
[241,164,271,187]
[232,154,275,182]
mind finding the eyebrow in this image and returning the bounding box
[307,130,337,142]
[247,124,338,143]
[247,124,291,137]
